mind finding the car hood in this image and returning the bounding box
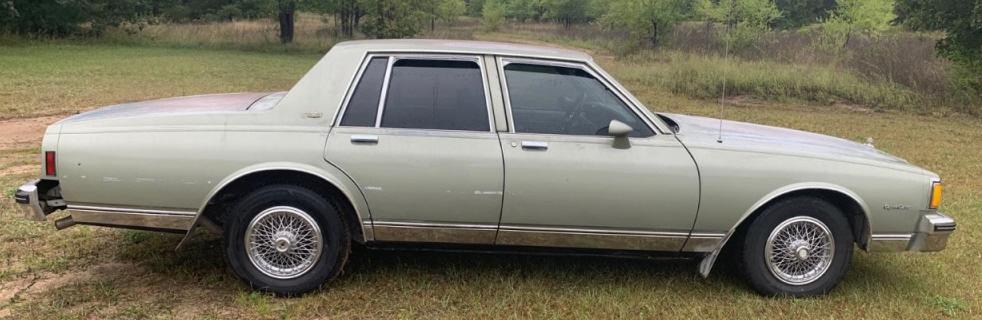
[662,113,908,165]
[58,92,278,124]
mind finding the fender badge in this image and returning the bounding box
[883,204,909,211]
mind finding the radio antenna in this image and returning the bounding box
[717,9,730,144]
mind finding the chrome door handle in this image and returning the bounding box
[350,135,379,144]
[521,141,548,150]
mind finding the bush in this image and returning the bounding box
[481,0,505,31]
[612,51,924,111]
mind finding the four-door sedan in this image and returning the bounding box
[15,40,955,296]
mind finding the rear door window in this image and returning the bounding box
[380,59,489,132]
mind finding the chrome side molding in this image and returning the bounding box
[373,221,497,244]
[371,221,719,252]
[496,225,689,251]
[67,204,196,232]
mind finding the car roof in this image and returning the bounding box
[332,39,593,62]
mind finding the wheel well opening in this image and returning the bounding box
[720,189,870,260]
[201,170,365,243]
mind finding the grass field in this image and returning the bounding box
[0,38,980,319]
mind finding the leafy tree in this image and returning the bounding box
[360,0,424,38]
[504,0,544,22]
[814,0,894,51]
[467,0,485,16]
[600,0,691,47]
[0,0,153,36]
[772,0,834,28]
[895,0,982,98]
[543,0,590,29]
[481,0,505,31]
[437,0,467,25]
[305,0,363,38]
[699,0,781,50]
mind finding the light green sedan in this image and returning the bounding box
[14,40,955,297]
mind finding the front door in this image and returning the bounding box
[325,55,503,244]
[494,58,700,251]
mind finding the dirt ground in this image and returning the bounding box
[0,116,62,150]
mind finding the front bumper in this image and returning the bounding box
[869,212,956,252]
[14,179,48,221]
[908,213,956,252]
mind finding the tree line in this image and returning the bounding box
[1,0,978,84]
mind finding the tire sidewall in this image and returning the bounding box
[224,185,349,296]
[742,197,854,296]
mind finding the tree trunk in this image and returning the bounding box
[650,20,659,47]
[278,2,295,44]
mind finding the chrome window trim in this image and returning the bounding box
[496,57,660,136]
[373,56,397,128]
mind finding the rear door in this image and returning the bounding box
[325,55,503,244]
[494,58,700,251]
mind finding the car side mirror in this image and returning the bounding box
[608,120,633,149]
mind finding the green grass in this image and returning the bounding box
[0,40,980,319]
[0,44,318,120]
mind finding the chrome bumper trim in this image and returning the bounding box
[868,212,956,252]
[908,213,955,252]
[14,180,47,221]
[869,234,913,252]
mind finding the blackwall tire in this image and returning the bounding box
[224,184,350,296]
[739,196,853,297]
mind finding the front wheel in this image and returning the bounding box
[739,196,853,296]
[224,185,350,296]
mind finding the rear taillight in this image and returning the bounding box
[44,151,56,176]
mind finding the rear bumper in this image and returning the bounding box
[869,212,956,252]
[14,179,48,221]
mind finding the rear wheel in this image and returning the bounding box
[739,196,853,296]
[224,185,350,296]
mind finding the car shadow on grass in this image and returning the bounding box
[103,230,929,300]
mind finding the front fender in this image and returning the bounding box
[697,182,872,277]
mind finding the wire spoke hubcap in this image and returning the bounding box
[764,216,835,286]
[245,206,323,279]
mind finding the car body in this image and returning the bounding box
[14,40,955,296]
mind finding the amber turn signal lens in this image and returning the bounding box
[929,181,942,209]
